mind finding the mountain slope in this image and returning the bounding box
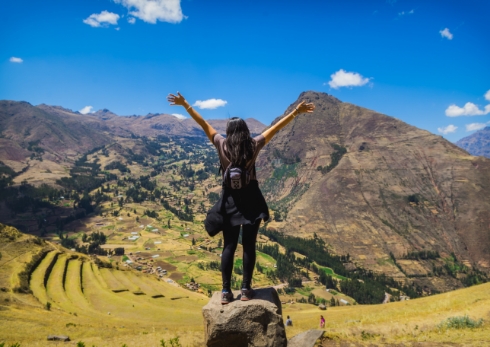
[257,91,490,291]
[456,126,490,158]
[0,101,111,160]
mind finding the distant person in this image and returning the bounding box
[168,92,315,304]
[320,315,325,328]
[285,315,293,327]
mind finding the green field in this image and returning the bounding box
[317,264,347,280]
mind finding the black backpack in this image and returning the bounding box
[222,163,252,189]
[220,148,260,189]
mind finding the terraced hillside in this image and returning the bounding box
[0,225,208,345]
[28,249,206,322]
[1,224,489,346]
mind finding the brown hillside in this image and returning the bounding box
[257,91,490,291]
[0,101,111,159]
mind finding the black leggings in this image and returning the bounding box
[221,220,261,291]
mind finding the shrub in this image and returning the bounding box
[437,315,483,330]
[208,192,219,204]
[160,337,182,347]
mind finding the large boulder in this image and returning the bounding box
[202,287,287,347]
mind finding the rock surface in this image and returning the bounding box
[47,335,70,341]
[202,287,286,347]
[288,330,324,347]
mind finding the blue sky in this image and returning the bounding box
[1,0,489,142]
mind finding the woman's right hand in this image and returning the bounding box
[167,92,187,107]
[295,101,315,114]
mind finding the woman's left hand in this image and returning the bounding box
[167,92,187,107]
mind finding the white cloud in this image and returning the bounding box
[114,0,185,24]
[79,106,94,114]
[398,9,414,16]
[485,90,490,102]
[445,102,489,117]
[193,99,227,110]
[465,122,488,132]
[439,28,453,40]
[83,11,120,27]
[438,124,457,134]
[328,69,370,89]
[171,113,186,119]
[128,17,136,24]
[9,57,23,63]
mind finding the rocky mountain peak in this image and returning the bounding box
[456,126,490,158]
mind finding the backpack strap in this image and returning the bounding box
[222,162,233,188]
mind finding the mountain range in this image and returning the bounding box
[1,93,489,293]
[0,100,265,183]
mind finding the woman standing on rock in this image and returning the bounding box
[167,92,315,304]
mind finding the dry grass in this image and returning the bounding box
[283,282,490,345]
[1,237,489,347]
[2,225,489,346]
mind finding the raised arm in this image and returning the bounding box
[262,101,315,144]
[167,92,217,142]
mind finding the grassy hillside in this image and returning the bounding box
[1,224,489,346]
[283,282,490,346]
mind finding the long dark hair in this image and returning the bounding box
[225,117,256,166]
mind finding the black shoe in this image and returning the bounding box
[221,290,234,305]
[240,287,253,301]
